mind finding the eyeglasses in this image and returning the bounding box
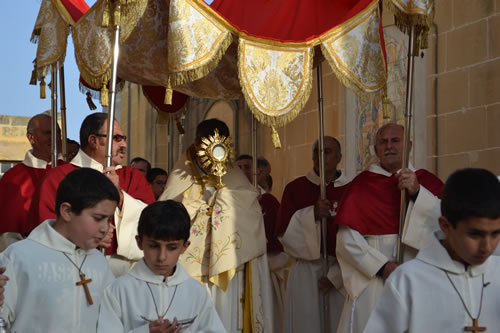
[93,133,127,142]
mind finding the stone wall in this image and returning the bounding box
[0,115,30,161]
[427,0,500,179]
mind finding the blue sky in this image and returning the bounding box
[1,0,98,140]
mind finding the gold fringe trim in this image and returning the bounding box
[102,0,110,27]
[40,78,46,99]
[271,126,281,149]
[168,33,233,88]
[238,44,314,130]
[320,44,383,102]
[101,85,109,106]
[383,0,435,50]
[113,2,121,26]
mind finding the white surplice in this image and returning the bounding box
[0,220,115,333]
[97,259,225,333]
[364,231,500,333]
[336,163,441,333]
[71,150,147,276]
[280,170,350,333]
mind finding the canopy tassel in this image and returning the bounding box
[101,86,109,107]
[40,78,46,99]
[164,82,173,105]
[271,126,281,149]
[86,92,97,110]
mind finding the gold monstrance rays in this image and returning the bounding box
[197,129,235,189]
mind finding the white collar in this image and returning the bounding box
[70,150,122,172]
[417,230,489,277]
[368,161,416,177]
[22,150,57,169]
[27,220,97,256]
[305,168,350,187]
[129,258,190,286]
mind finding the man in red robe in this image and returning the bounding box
[335,123,444,333]
[276,136,350,333]
[26,112,155,276]
[0,113,61,250]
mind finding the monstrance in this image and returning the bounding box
[197,129,235,189]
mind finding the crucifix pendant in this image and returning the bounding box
[464,318,486,333]
[76,273,93,305]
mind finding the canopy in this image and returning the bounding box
[29,0,434,133]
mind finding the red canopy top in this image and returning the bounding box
[61,0,89,22]
[209,0,375,43]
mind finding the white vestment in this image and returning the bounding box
[280,170,350,333]
[71,150,147,276]
[97,259,225,333]
[364,231,500,332]
[336,163,441,333]
[0,220,115,333]
[159,152,274,333]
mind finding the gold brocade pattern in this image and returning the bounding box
[168,0,232,88]
[32,0,69,81]
[238,39,313,128]
[320,1,386,99]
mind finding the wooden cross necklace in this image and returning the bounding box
[444,271,487,333]
[63,253,93,305]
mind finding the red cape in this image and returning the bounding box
[335,169,443,235]
[276,176,348,256]
[259,192,282,253]
[25,164,155,254]
[0,163,54,234]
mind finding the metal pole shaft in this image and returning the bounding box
[168,115,174,172]
[59,64,68,161]
[105,9,121,168]
[50,64,58,167]
[316,63,329,333]
[397,25,416,264]
[251,114,258,188]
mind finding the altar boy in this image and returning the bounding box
[97,200,225,333]
[0,168,118,332]
[364,168,500,332]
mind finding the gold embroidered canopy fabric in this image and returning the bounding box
[31,0,394,129]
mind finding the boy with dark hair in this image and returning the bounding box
[97,200,225,333]
[146,168,168,200]
[364,168,500,332]
[0,168,118,333]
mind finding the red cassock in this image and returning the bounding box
[335,169,443,235]
[258,192,281,254]
[275,176,348,256]
[0,164,54,234]
[24,164,155,254]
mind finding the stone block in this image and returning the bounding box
[447,20,487,70]
[470,148,500,174]
[489,15,500,58]
[454,0,494,27]
[436,69,467,114]
[435,0,453,33]
[486,104,500,147]
[437,153,470,181]
[444,108,487,154]
[469,58,500,107]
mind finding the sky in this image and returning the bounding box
[1,0,98,140]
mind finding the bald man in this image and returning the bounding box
[335,123,444,333]
[0,113,61,250]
